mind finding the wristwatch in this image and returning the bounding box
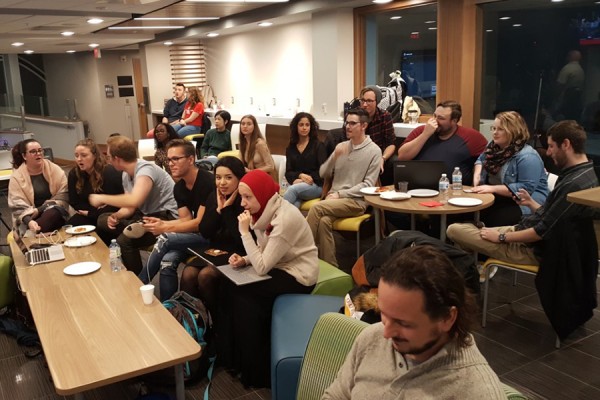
[498,233,506,243]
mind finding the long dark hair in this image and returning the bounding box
[74,138,106,194]
[289,112,319,146]
[11,139,40,168]
[238,114,264,167]
[153,123,179,150]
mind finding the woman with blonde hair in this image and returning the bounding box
[238,114,276,180]
[472,111,548,226]
[174,86,204,138]
[67,138,123,230]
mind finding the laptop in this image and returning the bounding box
[187,247,272,286]
[12,228,65,266]
[393,160,447,191]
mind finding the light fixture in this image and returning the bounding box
[207,32,219,37]
[87,18,104,24]
[258,22,273,27]
[163,41,173,45]
[486,29,493,32]
[425,20,436,24]
[11,42,24,47]
[24,50,34,54]
[499,16,511,20]
[134,17,219,21]
[372,0,393,3]
[428,27,437,30]
[513,23,522,27]
[390,16,401,20]
[185,0,289,2]
[61,31,75,36]
[89,43,99,48]
[66,50,76,53]
[108,26,185,30]
[411,31,419,34]
[551,0,564,2]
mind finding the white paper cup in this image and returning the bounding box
[140,284,155,305]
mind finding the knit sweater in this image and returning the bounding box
[322,323,504,400]
[200,128,232,157]
[241,194,318,286]
[319,136,381,204]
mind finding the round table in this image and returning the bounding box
[365,187,495,243]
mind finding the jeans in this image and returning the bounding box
[139,232,209,300]
[282,182,322,208]
[173,124,202,138]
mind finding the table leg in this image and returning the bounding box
[374,208,381,245]
[440,214,447,242]
[74,393,85,400]
[410,215,415,231]
[175,364,184,400]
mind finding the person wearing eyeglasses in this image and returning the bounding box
[360,86,396,185]
[9,139,70,235]
[306,108,382,267]
[90,136,178,275]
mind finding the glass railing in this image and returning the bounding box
[0,93,81,120]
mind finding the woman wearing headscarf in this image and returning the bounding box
[220,169,318,388]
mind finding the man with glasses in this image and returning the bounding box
[360,86,396,185]
[90,136,178,275]
[138,140,214,300]
[397,100,487,185]
[306,108,381,267]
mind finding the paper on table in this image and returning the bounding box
[419,201,444,207]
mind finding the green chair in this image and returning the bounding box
[311,259,354,297]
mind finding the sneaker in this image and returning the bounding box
[123,221,147,239]
[478,264,498,283]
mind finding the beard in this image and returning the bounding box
[391,330,446,358]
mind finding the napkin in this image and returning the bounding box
[419,201,444,207]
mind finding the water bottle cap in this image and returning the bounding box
[111,239,116,243]
[442,173,447,177]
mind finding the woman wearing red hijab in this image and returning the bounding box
[222,169,318,388]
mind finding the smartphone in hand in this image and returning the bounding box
[504,184,522,201]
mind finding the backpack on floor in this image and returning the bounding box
[163,291,216,383]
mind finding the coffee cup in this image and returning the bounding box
[140,284,155,305]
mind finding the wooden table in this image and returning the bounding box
[10,232,201,400]
[567,187,600,208]
[365,188,495,243]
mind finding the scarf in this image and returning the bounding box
[483,139,526,176]
[240,170,280,222]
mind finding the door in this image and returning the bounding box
[133,58,148,137]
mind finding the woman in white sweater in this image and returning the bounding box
[221,169,318,388]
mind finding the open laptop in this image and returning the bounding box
[187,247,272,286]
[393,160,447,191]
[12,228,65,266]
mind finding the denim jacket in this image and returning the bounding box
[476,144,549,214]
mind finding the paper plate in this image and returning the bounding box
[66,225,95,235]
[448,197,483,207]
[360,187,381,195]
[63,262,101,276]
[64,235,97,248]
[380,191,411,201]
[407,189,439,198]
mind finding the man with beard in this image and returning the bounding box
[397,100,486,185]
[322,245,504,400]
[447,120,598,265]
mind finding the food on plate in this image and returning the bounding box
[74,227,87,233]
[375,186,392,193]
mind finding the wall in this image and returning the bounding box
[143,44,172,118]
[44,50,142,145]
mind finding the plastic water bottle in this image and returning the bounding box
[439,173,449,204]
[109,239,122,272]
[280,176,289,194]
[452,167,463,193]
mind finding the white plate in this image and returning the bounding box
[64,235,97,248]
[66,225,96,235]
[407,189,439,198]
[448,197,483,207]
[360,187,383,195]
[63,261,101,276]
[380,191,411,201]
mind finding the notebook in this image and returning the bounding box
[393,160,447,191]
[187,247,271,286]
[12,228,65,266]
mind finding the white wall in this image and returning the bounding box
[44,50,142,145]
[144,44,172,116]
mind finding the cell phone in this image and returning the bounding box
[504,184,521,201]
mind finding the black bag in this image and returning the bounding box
[201,113,212,134]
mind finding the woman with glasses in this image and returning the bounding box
[239,114,277,181]
[283,112,327,207]
[67,139,123,232]
[152,122,179,174]
[9,139,69,234]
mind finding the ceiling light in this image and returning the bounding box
[134,17,219,21]
[513,23,522,27]
[11,42,24,47]
[66,50,76,53]
[89,43,99,48]
[185,0,289,2]
[108,26,185,30]
[163,41,173,45]
[372,0,393,3]
[258,22,273,27]
[486,29,493,32]
[61,31,75,36]
[425,20,436,24]
[87,18,104,24]
[428,27,437,30]
[499,16,511,20]
[551,0,564,2]
[24,50,34,54]
[390,16,401,20]
[207,32,219,37]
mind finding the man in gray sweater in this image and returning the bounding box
[322,245,504,400]
[306,108,381,267]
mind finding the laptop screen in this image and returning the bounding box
[393,160,447,191]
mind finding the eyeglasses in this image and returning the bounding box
[27,149,44,155]
[167,155,190,164]
[345,121,361,127]
[360,98,376,104]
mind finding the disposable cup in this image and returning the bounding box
[140,284,155,305]
[396,181,409,193]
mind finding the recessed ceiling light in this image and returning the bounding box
[258,22,273,27]
[513,23,522,27]
[87,18,104,24]
[89,43,99,48]
[425,20,436,24]
[108,26,184,30]
[185,0,289,2]
[207,32,219,37]
[551,0,564,2]
[24,50,34,54]
[11,42,24,47]
[66,50,76,53]
[428,27,437,30]
[372,0,393,3]
[163,41,173,45]
[61,31,75,36]
[390,16,401,20]
[134,17,219,21]
[499,16,511,20]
